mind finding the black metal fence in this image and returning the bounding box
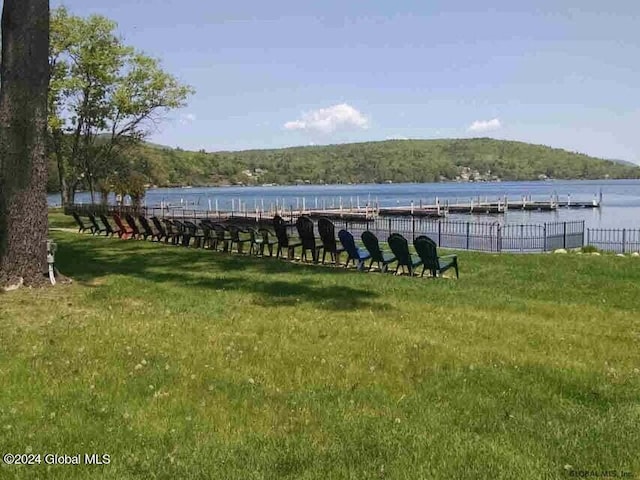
[586,228,640,253]
[338,217,585,253]
[67,204,589,253]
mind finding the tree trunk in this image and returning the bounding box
[0,0,50,287]
[50,127,70,206]
[59,168,70,206]
[66,183,76,206]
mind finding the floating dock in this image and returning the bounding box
[378,199,599,217]
[149,194,601,221]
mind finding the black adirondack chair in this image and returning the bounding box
[72,212,93,233]
[338,229,371,270]
[88,214,107,235]
[151,217,169,243]
[183,220,205,248]
[211,223,231,252]
[273,215,301,259]
[317,217,344,265]
[138,215,156,241]
[162,219,182,245]
[100,214,120,237]
[361,230,396,272]
[387,233,422,275]
[247,227,278,256]
[171,219,191,246]
[227,225,251,253]
[414,235,459,278]
[124,214,142,240]
[296,215,323,262]
[205,220,223,249]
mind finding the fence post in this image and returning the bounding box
[581,221,585,247]
[586,228,589,247]
[563,222,567,249]
[466,222,470,250]
[497,224,501,252]
[438,221,442,247]
[388,218,392,237]
[412,216,415,240]
[622,229,626,253]
[520,224,524,252]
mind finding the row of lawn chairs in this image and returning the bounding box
[70,212,458,278]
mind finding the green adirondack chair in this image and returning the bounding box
[361,230,396,272]
[413,235,459,278]
[387,233,422,275]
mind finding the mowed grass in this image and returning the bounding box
[48,208,77,230]
[1,221,639,479]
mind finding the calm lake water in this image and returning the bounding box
[49,179,640,230]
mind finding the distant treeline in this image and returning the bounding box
[47,138,640,192]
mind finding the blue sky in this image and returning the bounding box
[51,0,640,163]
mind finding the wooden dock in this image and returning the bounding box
[149,194,601,221]
[378,197,599,217]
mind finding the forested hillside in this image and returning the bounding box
[47,138,640,191]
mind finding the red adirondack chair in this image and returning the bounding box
[112,213,134,239]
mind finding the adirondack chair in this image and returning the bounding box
[296,215,323,262]
[227,225,251,253]
[138,215,157,241]
[124,214,142,240]
[183,220,205,248]
[247,227,278,256]
[162,218,181,245]
[88,214,107,235]
[100,214,120,237]
[72,212,93,233]
[338,229,371,271]
[199,219,216,249]
[387,233,422,275]
[171,219,191,247]
[151,216,169,243]
[211,223,231,252]
[317,217,345,265]
[414,235,459,278]
[361,230,396,272]
[112,213,134,239]
[273,215,301,259]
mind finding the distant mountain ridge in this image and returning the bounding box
[47,137,640,191]
[607,158,638,167]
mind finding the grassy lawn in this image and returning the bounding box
[1,217,639,479]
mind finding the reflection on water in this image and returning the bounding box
[48,179,640,230]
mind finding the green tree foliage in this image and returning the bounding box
[48,7,193,205]
[74,138,638,191]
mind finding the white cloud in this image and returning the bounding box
[284,103,369,134]
[179,113,196,125]
[386,135,408,140]
[468,118,501,133]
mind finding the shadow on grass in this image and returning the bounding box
[55,234,389,312]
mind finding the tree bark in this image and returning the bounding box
[0,0,50,287]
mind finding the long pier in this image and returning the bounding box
[140,194,600,222]
[67,193,601,223]
[378,197,600,217]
